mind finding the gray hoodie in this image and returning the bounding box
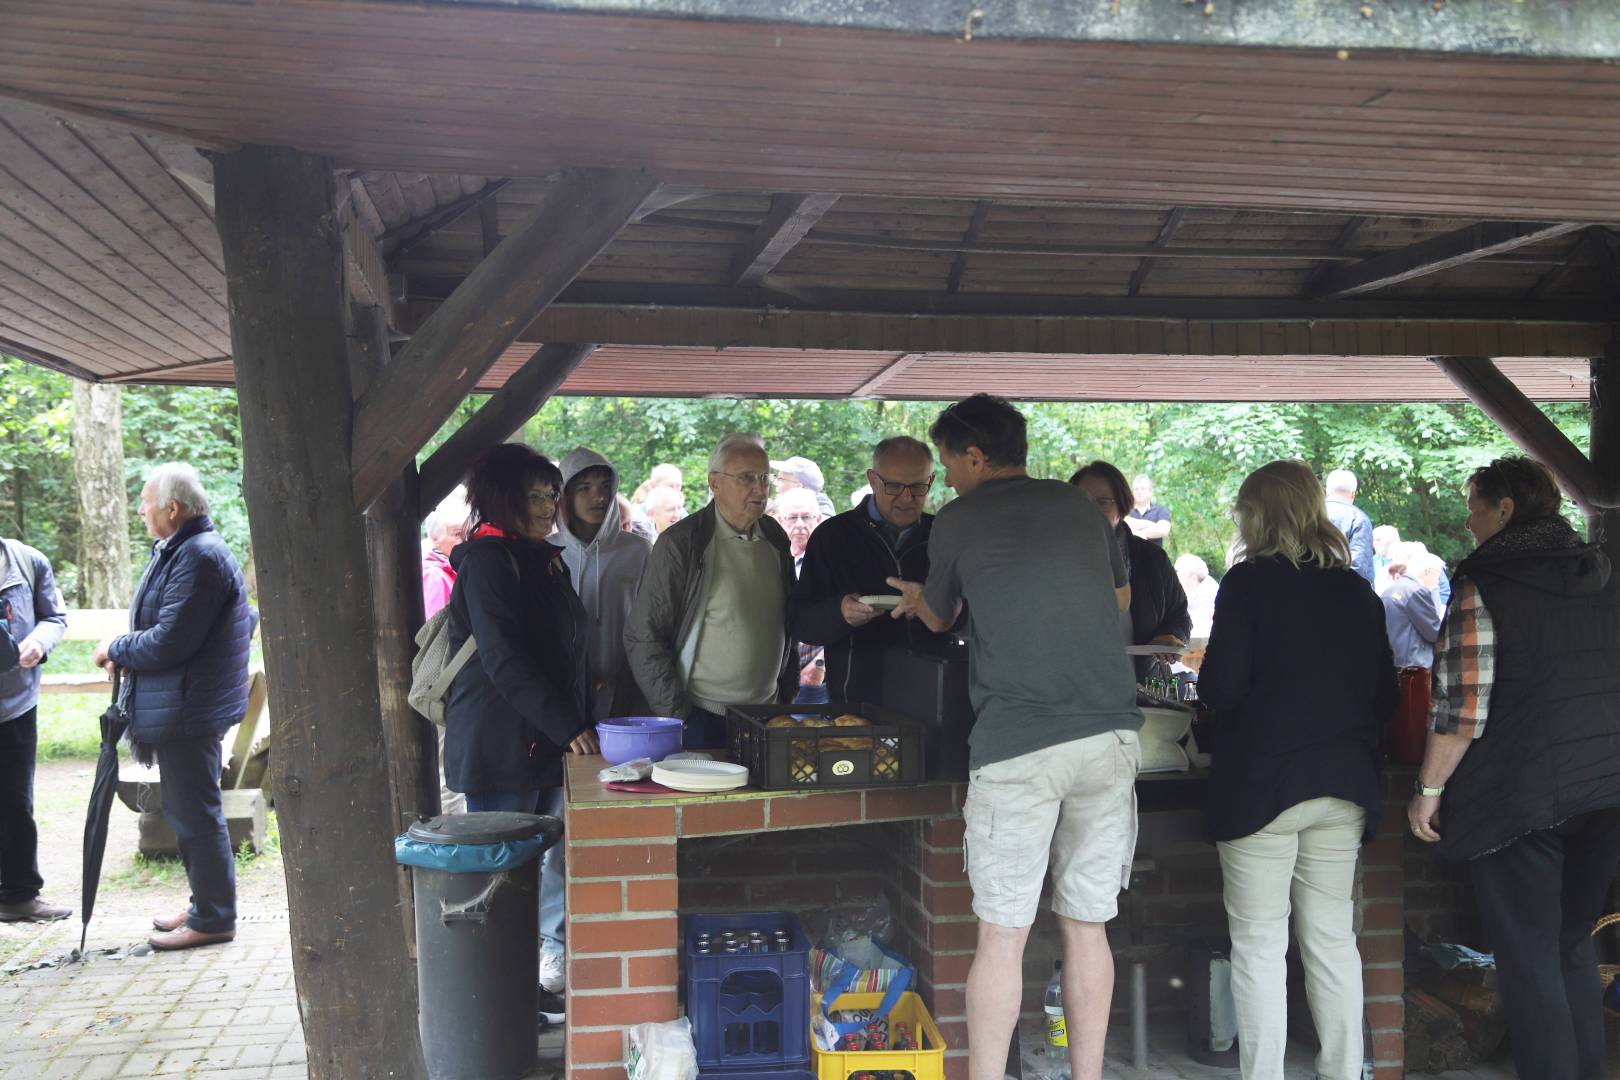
[556,448,653,719]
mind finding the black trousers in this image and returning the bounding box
[1469,807,1620,1080]
[0,709,43,903]
[154,735,237,934]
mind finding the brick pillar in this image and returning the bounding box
[1359,773,1408,1079]
[894,786,974,1080]
[564,804,681,1080]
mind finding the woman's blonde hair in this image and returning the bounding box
[1233,460,1351,570]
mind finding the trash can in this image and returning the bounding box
[396,811,564,1080]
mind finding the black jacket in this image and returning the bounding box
[109,516,256,743]
[444,533,592,793]
[787,499,952,705]
[1439,519,1620,861]
[1123,531,1193,679]
[1199,555,1397,844]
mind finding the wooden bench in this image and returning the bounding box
[40,608,127,694]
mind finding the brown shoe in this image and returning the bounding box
[0,898,71,923]
[152,909,191,933]
[147,925,235,951]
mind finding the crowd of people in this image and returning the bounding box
[0,394,1613,1080]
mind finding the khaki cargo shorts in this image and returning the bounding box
[962,729,1140,927]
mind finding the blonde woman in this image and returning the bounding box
[1198,460,1397,1080]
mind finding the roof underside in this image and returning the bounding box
[0,0,1616,403]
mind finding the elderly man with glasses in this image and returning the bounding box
[787,436,952,705]
[625,433,798,749]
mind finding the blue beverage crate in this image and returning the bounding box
[686,911,811,1071]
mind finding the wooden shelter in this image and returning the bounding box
[3,2,1619,1077]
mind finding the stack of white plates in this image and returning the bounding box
[650,760,749,793]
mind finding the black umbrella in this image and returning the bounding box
[78,670,129,956]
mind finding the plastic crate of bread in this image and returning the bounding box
[726,703,926,790]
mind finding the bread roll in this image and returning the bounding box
[833,713,868,727]
[821,736,874,751]
[800,717,835,728]
[765,715,798,729]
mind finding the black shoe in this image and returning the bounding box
[537,988,565,1026]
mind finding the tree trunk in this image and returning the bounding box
[214,144,426,1080]
[70,380,131,607]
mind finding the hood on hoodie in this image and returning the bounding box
[559,447,622,543]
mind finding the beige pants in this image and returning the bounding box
[1216,797,1366,1080]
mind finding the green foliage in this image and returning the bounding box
[0,356,77,592]
[121,384,250,570]
[34,694,105,761]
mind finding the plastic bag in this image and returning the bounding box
[627,1017,697,1080]
[599,757,655,783]
[807,897,910,994]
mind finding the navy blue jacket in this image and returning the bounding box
[444,533,592,794]
[109,516,255,743]
[1381,573,1441,669]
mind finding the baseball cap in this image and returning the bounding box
[769,456,825,492]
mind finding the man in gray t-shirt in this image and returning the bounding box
[888,394,1141,1080]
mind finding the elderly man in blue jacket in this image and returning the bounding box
[0,538,69,923]
[95,464,255,951]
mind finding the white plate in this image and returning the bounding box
[1125,643,1187,657]
[858,594,902,610]
[651,760,750,793]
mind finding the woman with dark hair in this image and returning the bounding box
[1408,455,1620,1080]
[443,442,594,1021]
[1069,460,1190,676]
[1198,460,1396,1080]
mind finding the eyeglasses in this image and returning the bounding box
[716,471,775,490]
[779,512,819,524]
[527,489,560,507]
[1093,496,1118,508]
[871,470,934,498]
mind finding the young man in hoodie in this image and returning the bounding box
[557,448,653,722]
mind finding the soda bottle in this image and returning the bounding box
[1044,960,1069,1080]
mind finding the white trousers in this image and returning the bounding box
[1216,797,1366,1080]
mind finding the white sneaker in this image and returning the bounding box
[539,950,565,994]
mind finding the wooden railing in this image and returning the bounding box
[41,608,127,694]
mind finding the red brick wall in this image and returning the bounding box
[1361,773,1409,1080]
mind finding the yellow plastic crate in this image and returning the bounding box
[810,990,947,1080]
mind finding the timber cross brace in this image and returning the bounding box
[1434,351,1620,514]
[348,166,661,513]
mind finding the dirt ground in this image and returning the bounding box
[0,758,287,970]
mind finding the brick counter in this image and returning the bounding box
[561,756,971,1080]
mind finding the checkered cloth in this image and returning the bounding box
[1428,574,1495,740]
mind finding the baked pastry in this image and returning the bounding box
[821,736,874,751]
[765,715,798,728]
[832,713,868,727]
[800,717,835,728]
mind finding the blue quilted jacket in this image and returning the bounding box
[109,516,256,743]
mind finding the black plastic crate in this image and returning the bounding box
[726,702,925,790]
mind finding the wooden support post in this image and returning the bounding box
[349,167,657,512]
[1432,355,1601,513]
[215,144,426,1080]
[416,342,598,516]
[1590,339,1620,560]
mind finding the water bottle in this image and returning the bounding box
[1044,960,1069,1080]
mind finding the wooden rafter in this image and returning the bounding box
[383,178,509,257]
[350,167,657,511]
[1126,206,1186,298]
[340,199,396,331]
[1432,355,1603,511]
[417,342,598,515]
[851,352,922,397]
[946,200,992,294]
[1314,221,1583,299]
[1302,215,1366,296]
[732,193,839,285]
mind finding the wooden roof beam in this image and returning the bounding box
[1315,221,1584,299]
[733,193,838,286]
[1126,206,1186,298]
[946,200,991,294]
[417,342,598,515]
[1432,354,1604,511]
[350,167,658,511]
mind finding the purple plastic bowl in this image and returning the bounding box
[596,716,686,765]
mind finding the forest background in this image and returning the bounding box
[1,352,1591,611]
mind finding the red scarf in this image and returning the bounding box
[469,523,565,576]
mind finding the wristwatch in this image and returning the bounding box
[1414,780,1445,797]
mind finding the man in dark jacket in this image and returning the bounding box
[96,464,254,951]
[1381,542,1441,669]
[0,539,69,923]
[788,436,951,704]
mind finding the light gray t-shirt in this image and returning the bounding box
[922,475,1141,768]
